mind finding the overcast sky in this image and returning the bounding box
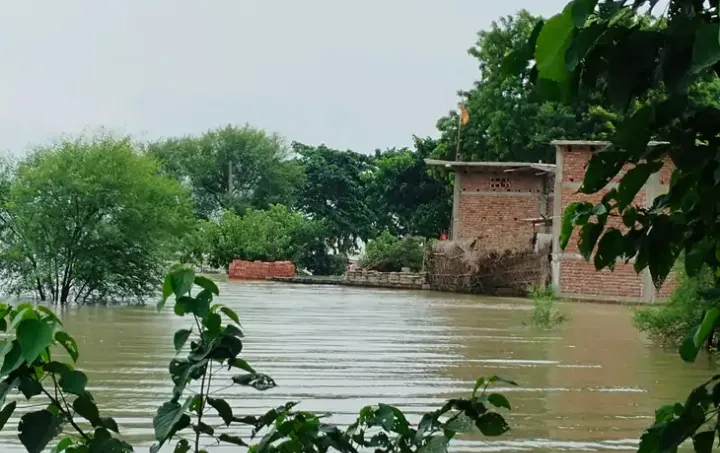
[0,0,569,155]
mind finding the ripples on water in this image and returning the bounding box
[2,281,717,452]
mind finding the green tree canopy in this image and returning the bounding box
[434,10,617,163]
[366,137,451,238]
[293,142,374,253]
[147,124,304,218]
[0,136,194,304]
[204,204,333,274]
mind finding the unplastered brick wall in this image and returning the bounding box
[553,143,675,303]
[456,169,550,250]
[228,260,295,280]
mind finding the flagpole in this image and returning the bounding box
[455,110,462,162]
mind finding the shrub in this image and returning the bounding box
[528,285,567,329]
[633,267,714,347]
[359,231,424,272]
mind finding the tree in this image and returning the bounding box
[434,10,617,164]
[205,205,333,274]
[293,142,374,254]
[0,136,194,304]
[366,137,451,238]
[515,0,720,450]
[147,124,304,218]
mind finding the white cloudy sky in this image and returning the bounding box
[0,0,568,155]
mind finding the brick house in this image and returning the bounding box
[427,141,675,303]
[424,160,555,249]
[550,140,675,303]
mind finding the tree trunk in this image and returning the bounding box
[35,278,46,301]
[59,282,71,306]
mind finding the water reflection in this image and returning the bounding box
[1,282,713,452]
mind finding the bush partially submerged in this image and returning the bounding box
[528,285,567,329]
[634,268,714,347]
[359,231,425,272]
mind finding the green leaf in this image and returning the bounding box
[173,439,192,453]
[686,240,711,277]
[647,215,679,286]
[418,436,449,453]
[73,392,100,424]
[19,376,43,398]
[535,6,575,82]
[54,331,79,363]
[0,341,23,376]
[173,329,191,354]
[229,358,255,373]
[194,276,219,295]
[153,398,192,445]
[204,313,221,335]
[44,361,72,374]
[220,306,241,325]
[54,438,74,453]
[98,416,120,433]
[59,370,88,395]
[158,274,174,312]
[487,376,518,386]
[616,161,663,209]
[223,324,244,338]
[561,202,585,249]
[613,106,655,160]
[692,24,720,73]
[17,318,54,363]
[692,431,714,453]
[486,393,511,410]
[444,413,477,434]
[578,222,603,260]
[680,307,720,363]
[0,401,16,430]
[580,146,627,194]
[475,412,510,437]
[207,397,233,426]
[232,373,277,391]
[170,267,195,297]
[593,228,625,270]
[571,0,598,27]
[18,409,65,453]
[218,434,247,446]
[36,306,62,326]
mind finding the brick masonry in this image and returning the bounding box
[551,142,676,303]
[345,269,428,290]
[453,168,553,250]
[228,260,295,280]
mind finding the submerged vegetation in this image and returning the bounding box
[528,285,567,329]
[634,268,715,347]
[0,267,516,453]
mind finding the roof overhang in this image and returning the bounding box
[550,140,669,146]
[424,159,556,174]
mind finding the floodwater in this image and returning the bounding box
[2,281,716,452]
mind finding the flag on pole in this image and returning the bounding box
[459,104,470,126]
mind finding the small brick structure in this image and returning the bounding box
[426,142,677,303]
[345,269,428,290]
[228,260,295,280]
[551,140,675,303]
[425,160,555,248]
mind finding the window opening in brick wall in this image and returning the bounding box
[489,176,510,190]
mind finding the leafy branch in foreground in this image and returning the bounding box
[154,265,518,453]
[503,0,720,451]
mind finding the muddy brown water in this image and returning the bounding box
[2,281,716,452]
